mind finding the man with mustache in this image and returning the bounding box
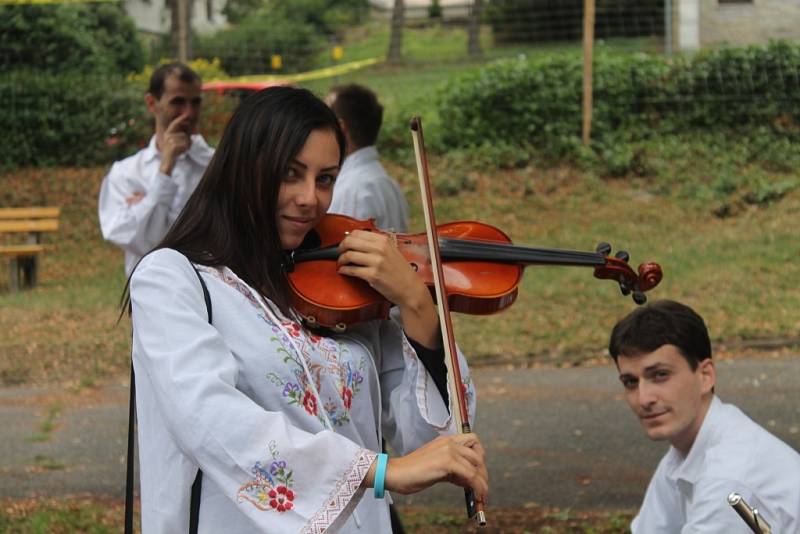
[99,62,214,276]
[608,299,800,533]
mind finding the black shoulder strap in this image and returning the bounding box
[125,264,211,534]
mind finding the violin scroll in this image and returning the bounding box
[593,242,663,305]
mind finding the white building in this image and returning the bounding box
[369,0,472,20]
[672,0,800,51]
[123,0,227,37]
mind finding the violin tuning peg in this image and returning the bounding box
[596,242,612,256]
[633,291,647,305]
[615,250,630,263]
[619,283,631,296]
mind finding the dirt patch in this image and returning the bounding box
[399,505,634,533]
[0,381,127,409]
[0,496,633,533]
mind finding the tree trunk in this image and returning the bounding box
[387,0,404,64]
[582,0,595,146]
[170,0,194,61]
[467,0,483,58]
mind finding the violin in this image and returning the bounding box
[284,213,663,331]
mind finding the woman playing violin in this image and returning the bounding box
[127,86,488,533]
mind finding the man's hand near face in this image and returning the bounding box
[159,111,193,176]
[125,191,146,206]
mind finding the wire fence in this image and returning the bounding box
[132,2,673,74]
[2,1,800,169]
[485,0,664,44]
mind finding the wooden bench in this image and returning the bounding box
[0,207,61,292]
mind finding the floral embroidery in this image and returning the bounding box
[195,265,262,311]
[199,265,369,427]
[302,390,319,416]
[266,321,366,427]
[342,386,353,409]
[237,441,296,512]
[284,319,323,344]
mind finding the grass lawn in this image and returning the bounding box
[2,158,799,386]
[2,28,722,388]
[1,21,798,534]
[3,27,800,385]
[0,497,633,533]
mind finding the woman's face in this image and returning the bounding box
[276,128,340,250]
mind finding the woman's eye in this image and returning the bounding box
[317,174,336,187]
[285,167,299,181]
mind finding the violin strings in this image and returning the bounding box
[440,238,604,266]
[292,238,607,267]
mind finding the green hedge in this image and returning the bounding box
[0,5,144,75]
[486,0,664,44]
[436,41,800,154]
[1,71,143,169]
[0,5,146,170]
[194,10,324,75]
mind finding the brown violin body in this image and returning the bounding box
[285,214,662,330]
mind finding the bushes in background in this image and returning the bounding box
[195,0,368,75]
[0,71,143,169]
[431,41,800,210]
[194,10,322,76]
[0,5,144,75]
[436,41,800,155]
[1,5,145,169]
[486,0,664,45]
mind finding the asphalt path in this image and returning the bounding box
[1,355,798,513]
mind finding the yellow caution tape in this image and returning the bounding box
[0,0,118,4]
[207,56,384,85]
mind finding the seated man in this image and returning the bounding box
[325,83,409,232]
[98,62,214,276]
[608,299,800,533]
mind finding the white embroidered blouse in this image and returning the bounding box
[130,248,476,533]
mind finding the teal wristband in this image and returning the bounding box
[373,453,388,499]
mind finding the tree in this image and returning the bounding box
[0,4,144,75]
[194,7,323,75]
[166,0,193,61]
[223,0,263,24]
[467,0,483,57]
[0,5,144,168]
[387,0,404,63]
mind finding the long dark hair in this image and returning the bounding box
[125,86,345,316]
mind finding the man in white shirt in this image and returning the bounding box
[98,62,214,276]
[326,87,411,534]
[608,299,800,533]
[325,84,409,232]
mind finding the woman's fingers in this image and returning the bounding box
[337,231,422,302]
[383,433,490,497]
[338,229,389,255]
[454,441,490,499]
[446,452,489,502]
[446,435,489,502]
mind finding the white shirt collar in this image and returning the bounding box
[141,134,211,165]
[341,146,379,174]
[142,135,159,164]
[666,395,720,484]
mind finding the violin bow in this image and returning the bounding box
[410,117,487,526]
